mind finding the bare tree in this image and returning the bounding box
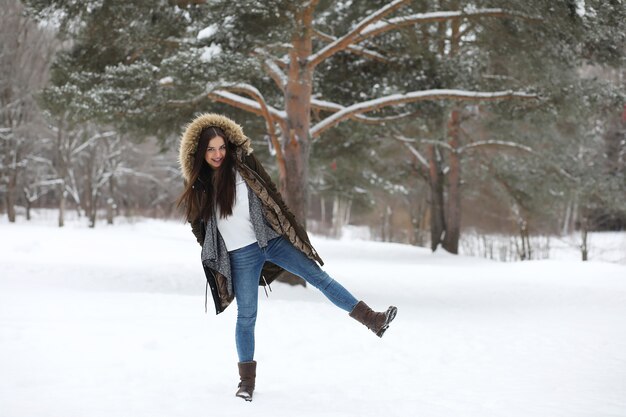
[0,0,57,221]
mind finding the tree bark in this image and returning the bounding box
[87,179,98,228]
[6,170,17,222]
[580,217,589,261]
[24,190,31,221]
[106,198,114,225]
[443,109,461,254]
[428,145,446,251]
[85,150,96,228]
[282,10,314,227]
[331,195,352,238]
[518,219,530,260]
[58,189,66,228]
[282,128,309,224]
[107,177,116,225]
[381,204,392,242]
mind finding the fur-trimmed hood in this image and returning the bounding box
[178,113,253,182]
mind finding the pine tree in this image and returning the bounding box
[24,0,537,229]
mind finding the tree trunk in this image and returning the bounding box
[320,196,326,229]
[278,134,309,287]
[89,210,96,228]
[562,198,573,235]
[107,177,116,225]
[410,192,429,247]
[88,190,98,228]
[56,121,68,228]
[24,191,31,221]
[58,188,66,227]
[428,145,446,251]
[580,217,589,261]
[273,9,316,287]
[518,219,531,260]
[282,129,310,225]
[331,195,352,238]
[106,198,115,225]
[5,193,15,222]
[381,204,392,242]
[6,170,17,222]
[443,109,461,254]
[282,17,313,227]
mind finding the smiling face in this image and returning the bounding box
[205,136,227,170]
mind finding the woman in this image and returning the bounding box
[177,113,397,402]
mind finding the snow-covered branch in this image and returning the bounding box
[211,83,273,114]
[308,0,410,68]
[27,155,55,167]
[116,167,162,184]
[263,58,288,92]
[311,89,539,137]
[357,8,541,42]
[464,139,576,182]
[253,48,288,92]
[394,134,455,152]
[167,85,286,123]
[66,170,81,206]
[72,131,116,156]
[312,30,388,63]
[402,141,429,168]
[94,170,115,192]
[311,98,414,125]
[31,178,64,187]
[458,140,533,154]
[207,90,287,121]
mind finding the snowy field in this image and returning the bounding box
[458,230,626,264]
[1,213,625,417]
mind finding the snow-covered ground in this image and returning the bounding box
[1,214,625,417]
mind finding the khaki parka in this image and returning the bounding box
[179,113,323,314]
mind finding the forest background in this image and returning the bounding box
[1,0,624,263]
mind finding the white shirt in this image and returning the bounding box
[216,171,257,251]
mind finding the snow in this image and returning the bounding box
[209,90,287,121]
[199,43,222,62]
[261,57,287,89]
[309,0,408,66]
[1,213,626,417]
[310,89,537,137]
[551,232,626,264]
[359,9,532,39]
[197,24,218,40]
[459,231,626,264]
[575,0,586,17]
[158,76,173,85]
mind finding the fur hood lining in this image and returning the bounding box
[178,113,253,182]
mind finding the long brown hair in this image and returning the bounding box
[176,126,238,222]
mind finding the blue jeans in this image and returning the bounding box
[229,236,359,362]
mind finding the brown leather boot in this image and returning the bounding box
[349,301,397,337]
[235,361,256,401]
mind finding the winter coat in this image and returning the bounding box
[178,113,324,314]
